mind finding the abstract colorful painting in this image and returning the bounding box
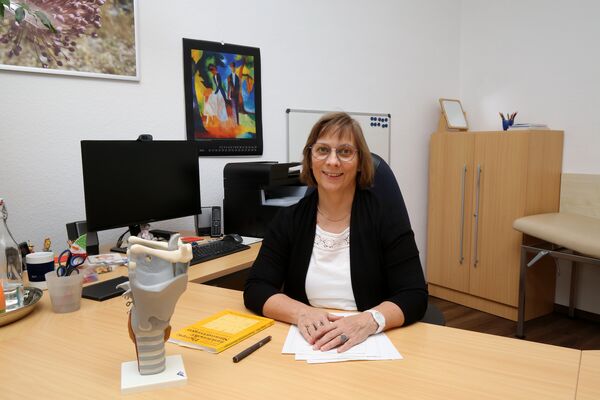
[183,38,263,156]
[0,0,138,80]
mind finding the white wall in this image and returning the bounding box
[3,0,597,314]
[0,1,460,262]
[460,0,600,313]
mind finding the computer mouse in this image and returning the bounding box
[224,233,243,244]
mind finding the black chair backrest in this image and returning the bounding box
[369,153,411,228]
[370,154,445,326]
[305,153,409,225]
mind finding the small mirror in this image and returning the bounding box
[439,99,468,130]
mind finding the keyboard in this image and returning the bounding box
[190,239,250,265]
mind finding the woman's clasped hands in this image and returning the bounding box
[297,308,378,353]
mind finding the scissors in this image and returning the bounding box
[56,250,86,277]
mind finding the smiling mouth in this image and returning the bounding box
[323,171,343,177]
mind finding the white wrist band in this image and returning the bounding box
[366,309,386,334]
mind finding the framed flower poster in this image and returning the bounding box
[0,0,139,80]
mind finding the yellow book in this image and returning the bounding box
[168,309,274,353]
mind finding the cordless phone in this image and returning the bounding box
[210,206,222,237]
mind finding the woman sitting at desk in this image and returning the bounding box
[244,112,427,352]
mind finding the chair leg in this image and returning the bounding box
[517,246,527,339]
[568,260,578,318]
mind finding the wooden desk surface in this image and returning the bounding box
[95,236,260,284]
[0,283,582,399]
[0,243,260,342]
[577,350,600,400]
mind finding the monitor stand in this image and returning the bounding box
[111,246,128,254]
[110,225,142,254]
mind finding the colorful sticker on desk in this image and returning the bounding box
[87,253,128,265]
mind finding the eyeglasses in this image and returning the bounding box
[309,143,358,162]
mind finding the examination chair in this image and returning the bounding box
[512,173,600,338]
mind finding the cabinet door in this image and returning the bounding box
[427,133,474,293]
[469,134,529,305]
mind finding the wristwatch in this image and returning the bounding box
[366,309,386,334]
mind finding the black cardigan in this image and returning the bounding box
[243,189,428,325]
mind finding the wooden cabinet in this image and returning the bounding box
[426,131,563,321]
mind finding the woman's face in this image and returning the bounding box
[311,131,359,196]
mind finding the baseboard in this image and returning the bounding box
[553,304,600,323]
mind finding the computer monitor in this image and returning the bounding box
[80,140,201,252]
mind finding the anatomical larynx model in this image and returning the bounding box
[118,234,192,375]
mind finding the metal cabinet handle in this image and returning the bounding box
[459,165,467,264]
[473,165,482,267]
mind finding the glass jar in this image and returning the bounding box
[0,198,24,311]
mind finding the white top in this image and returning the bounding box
[305,225,357,310]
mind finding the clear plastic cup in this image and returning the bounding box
[44,271,83,313]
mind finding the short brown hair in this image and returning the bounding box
[300,112,374,188]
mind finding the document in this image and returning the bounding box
[240,236,263,245]
[282,323,402,364]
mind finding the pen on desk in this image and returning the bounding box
[232,336,271,363]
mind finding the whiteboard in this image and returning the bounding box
[286,109,390,164]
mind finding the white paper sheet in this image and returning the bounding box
[282,323,402,364]
[240,236,263,245]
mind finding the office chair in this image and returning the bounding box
[369,153,446,326]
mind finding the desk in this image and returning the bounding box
[96,235,260,284]
[577,351,600,399]
[0,243,260,342]
[0,283,582,399]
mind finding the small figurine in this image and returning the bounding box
[42,237,52,252]
[118,234,192,375]
[138,223,155,241]
[27,240,35,253]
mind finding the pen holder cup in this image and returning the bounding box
[502,119,515,131]
[45,271,84,313]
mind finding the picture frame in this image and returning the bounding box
[0,0,139,81]
[439,98,468,131]
[183,38,263,156]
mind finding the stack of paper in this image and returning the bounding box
[282,325,402,364]
[509,123,549,130]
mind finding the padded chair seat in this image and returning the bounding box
[513,212,600,259]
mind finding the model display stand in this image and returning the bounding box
[121,355,187,394]
[118,234,192,394]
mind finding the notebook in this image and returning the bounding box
[169,309,274,353]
